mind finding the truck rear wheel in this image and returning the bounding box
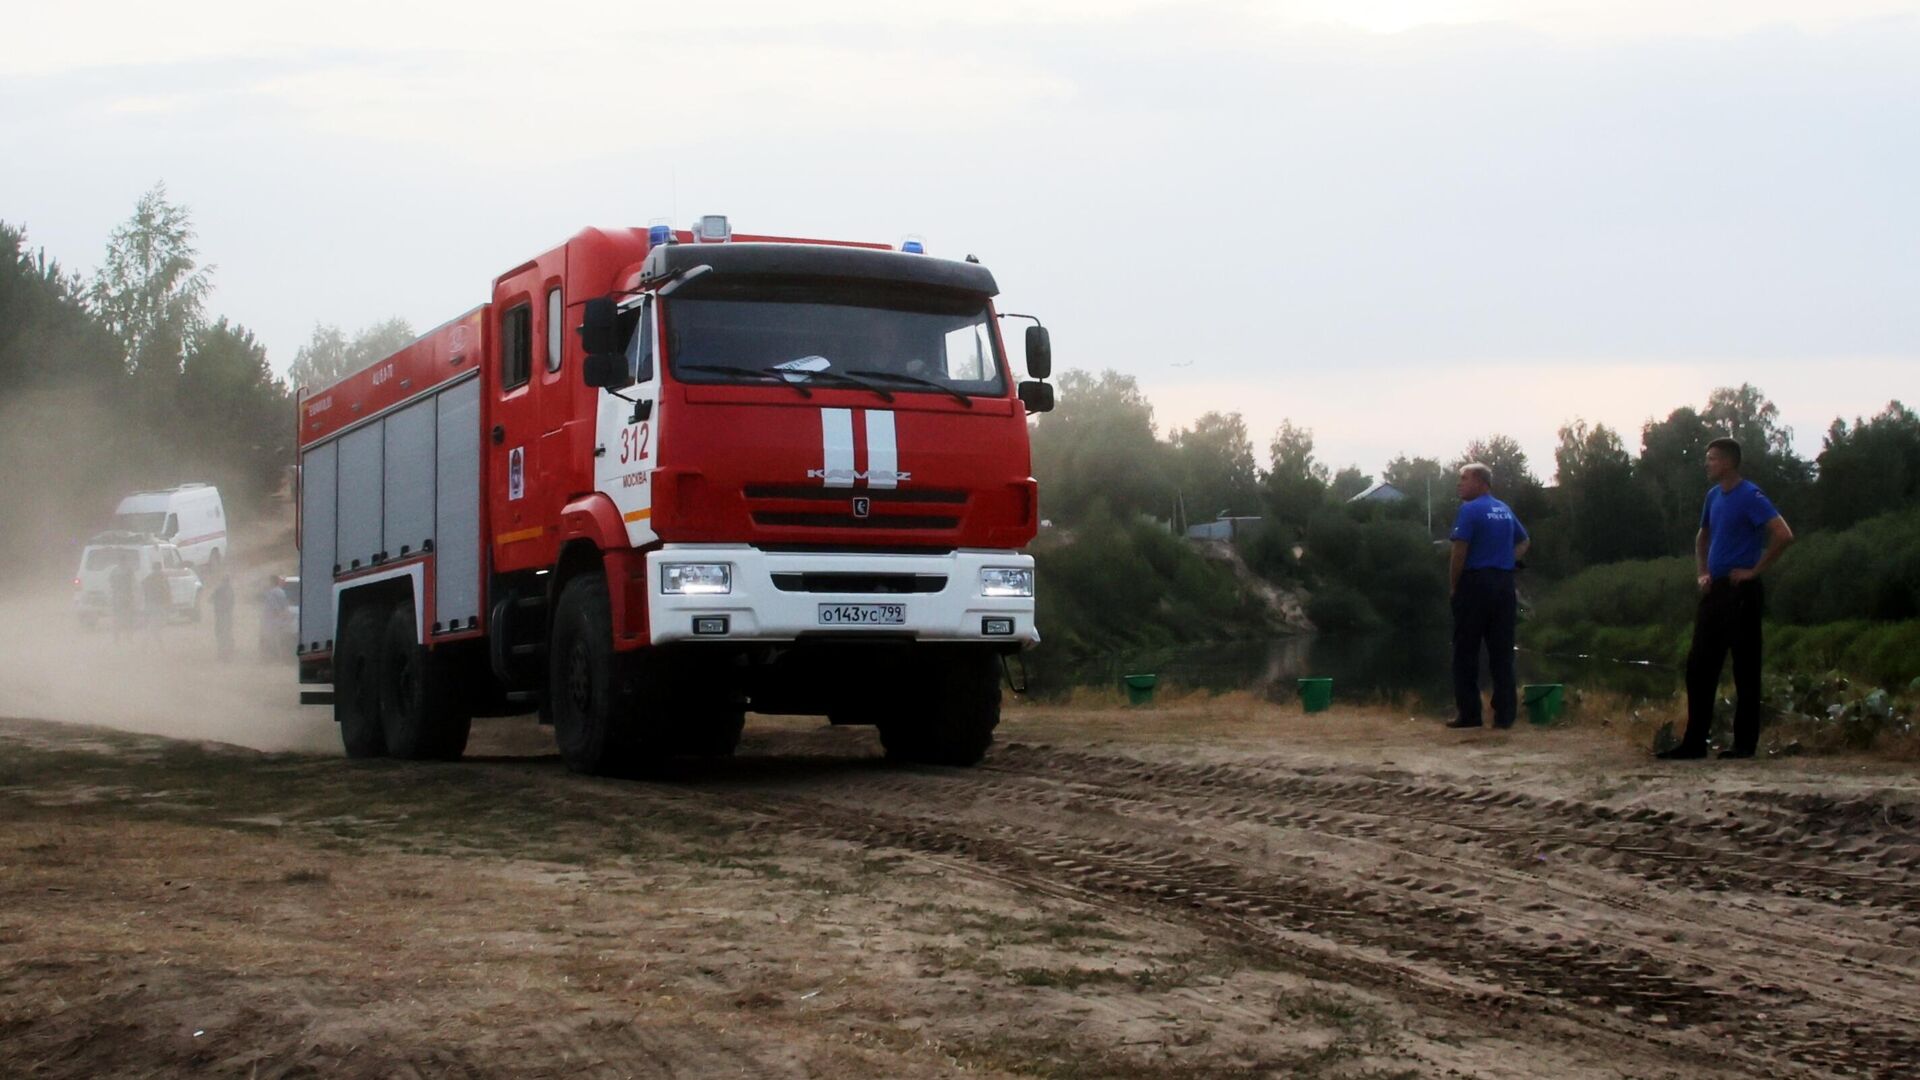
[335,605,387,759]
[379,602,471,761]
[877,649,1001,766]
[549,573,655,776]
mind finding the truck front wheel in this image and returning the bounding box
[549,573,653,776]
[877,648,1001,767]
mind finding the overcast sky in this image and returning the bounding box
[4,1,1915,481]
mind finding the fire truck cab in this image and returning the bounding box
[296,219,1052,774]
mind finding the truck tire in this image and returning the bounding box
[877,649,1001,766]
[335,605,387,758]
[378,602,471,761]
[549,573,653,776]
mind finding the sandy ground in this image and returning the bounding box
[3,588,1919,1079]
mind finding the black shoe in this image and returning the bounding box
[1656,745,1708,760]
[1445,718,1484,730]
[1492,719,1515,730]
[1717,748,1756,760]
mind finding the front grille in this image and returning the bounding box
[744,485,967,504]
[771,573,947,594]
[753,512,960,530]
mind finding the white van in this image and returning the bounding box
[112,484,228,570]
[72,532,203,629]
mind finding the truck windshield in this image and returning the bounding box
[664,283,1004,398]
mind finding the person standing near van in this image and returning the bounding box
[1658,437,1795,760]
[1446,463,1530,730]
[211,572,235,661]
[143,562,171,649]
[109,557,137,642]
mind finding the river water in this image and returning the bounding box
[1023,634,1681,712]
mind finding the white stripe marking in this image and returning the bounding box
[821,408,855,487]
[865,411,898,489]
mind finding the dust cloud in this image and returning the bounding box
[0,460,337,754]
[0,584,336,754]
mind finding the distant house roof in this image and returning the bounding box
[1184,515,1263,541]
[1348,480,1407,503]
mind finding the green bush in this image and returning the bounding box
[1524,508,1920,685]
[1307,581,1379,633]
[1032,503,1272,653]
[1301,510,1447,631]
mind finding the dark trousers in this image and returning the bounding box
[1452,568,1517,726]
[1683,579,1764,753]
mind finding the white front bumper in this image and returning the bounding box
[646,545,1038,647]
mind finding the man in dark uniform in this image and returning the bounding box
[1446,462,1530,730]
[1658,437,1795,760]
[210,572,236,661]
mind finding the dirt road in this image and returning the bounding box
[3,688,1918,1079]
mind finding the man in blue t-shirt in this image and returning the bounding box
[1446,463,1530,729]
[1658,437,1796,760]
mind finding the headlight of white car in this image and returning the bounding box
[979,567,1034,597]
[661,563,732,595]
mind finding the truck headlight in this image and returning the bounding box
[980,567,1033,597]
[662,563,731,595]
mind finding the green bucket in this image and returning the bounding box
[1523,684,1564,725]
[1122,673,1158,706]
[1297,677,1333,713]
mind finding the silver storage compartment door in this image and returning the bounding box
[298,441,337,650]
[434,378,482,632]
[383,398,436,560]
[335,423,385,572]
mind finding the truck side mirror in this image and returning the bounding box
[577,297,621,356]
[1024,325,1052,379]
[583,353,633,390]
[1018,380,1054,414]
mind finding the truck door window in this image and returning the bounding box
[943,323,992,382]
[624,298,653,383]
[163,513,179,539]
[546,288,563,372]
[501,303,532,389]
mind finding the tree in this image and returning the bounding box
[1382,453,1446,535]
[1029,369,1172,525]
[1816,402,1920,530]
[182,318,294,499]
[89,182,211,386]
[1637,405,1714,551]
[1330,466,1372,502]
[0,224,122,389]
[1169,411,1261,527]
[1262,420,1330,529]
[0,223,131,574]
[1553,419,1663,566]
[288,316,416,389]
[1700,383,1812,512]
[1451,434,1537,494]
[1702,384,1791,458]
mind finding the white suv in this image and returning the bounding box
[73,532,203,629]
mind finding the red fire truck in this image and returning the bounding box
[295,217,1053,774]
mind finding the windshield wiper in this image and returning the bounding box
[844,369,975,408]
[677,364,813,398]
[784,369,895,403]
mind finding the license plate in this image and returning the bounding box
[818,603,905,626]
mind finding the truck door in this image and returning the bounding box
[489,270,546,573]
